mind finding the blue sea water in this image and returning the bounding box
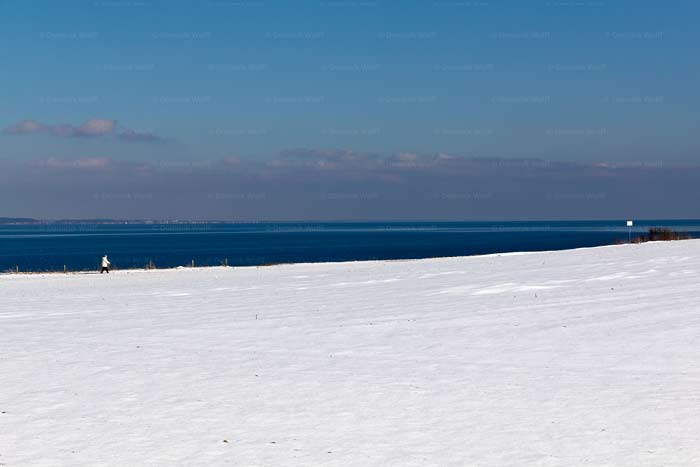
[1,220,699,273]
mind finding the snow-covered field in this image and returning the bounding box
[2,241,700,466]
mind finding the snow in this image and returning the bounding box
[2,240,700,466]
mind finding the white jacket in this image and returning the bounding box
[102,256,110,268]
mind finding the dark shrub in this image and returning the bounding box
[648,228,690,241]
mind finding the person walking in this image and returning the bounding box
[100,255,111,274]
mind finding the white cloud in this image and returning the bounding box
[3,118,160,142]
[76,119,116,136]
[3,120,45,134]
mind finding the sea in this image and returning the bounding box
[1,220,699,273]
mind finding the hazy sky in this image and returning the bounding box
[1,0,698,220]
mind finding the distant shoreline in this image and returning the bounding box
[4,218,700,226]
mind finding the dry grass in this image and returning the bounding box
[618,227,693,244]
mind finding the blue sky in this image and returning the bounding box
[0,0,698,219]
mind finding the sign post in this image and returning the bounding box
[626,220,634,243]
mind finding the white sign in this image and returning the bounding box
[626,220,634,227]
